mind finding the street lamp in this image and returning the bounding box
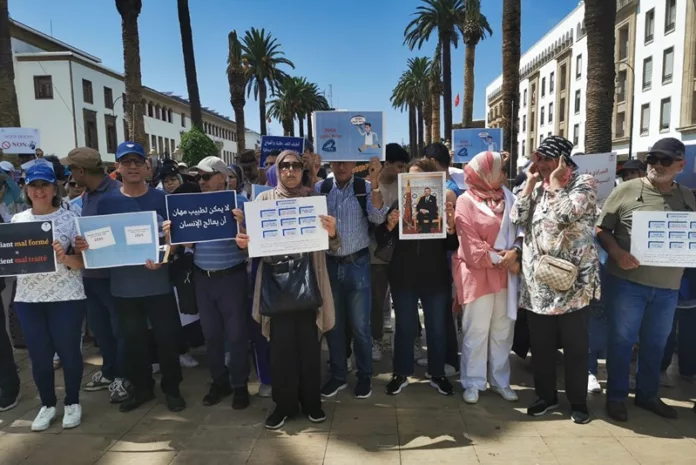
[615,60,635,160]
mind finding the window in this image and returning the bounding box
[33,75,53,99]
[522,115,526,132]
[640,104,650,135]
[151,134,157,152]
[549,72,555,93]
[82,79,93,104]
[83,109,99,150]
[181,112,186,127]
[645,9,655,43]
[541,78,546,97]
[615,111,626,138]
[148,102,154,118]
[662,47,674,84]
[521,140,526,157]
[158,136,164,154]
[573,124,580,146]
[539,134,544,146]
[531,85,536,106]
[559,98,566,122]
[575,90,581,113]
[104,87,114,109]
[168,109,172,123]
[642,57,653,90]
[665,0,676,34]
[523,89,527,107]
[548,103,554,123]
[576,55,582,79]
[617,70,627,103]
[618,26,629,61]
[660,97,671,130]
[560,65,567,91]
[540,107,545,126]
[531,112,535,131]
[105,115,117,154]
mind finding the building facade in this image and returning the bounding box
[9,19,260,164]
[485,0,696,163]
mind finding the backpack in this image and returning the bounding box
[319,177,368,217]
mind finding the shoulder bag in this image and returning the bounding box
[260,253,323,316]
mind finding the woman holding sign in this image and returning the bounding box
[11,164,86,432]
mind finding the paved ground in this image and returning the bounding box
[1,342,696,465]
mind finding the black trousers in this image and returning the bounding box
[527,307,589,407]
[270,311,321,415]
[115,294,183,396]
[370,264,389,341]
[0,294,19,398]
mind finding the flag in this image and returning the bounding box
[454,94,460,107]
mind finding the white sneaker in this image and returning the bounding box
[179,353,199,368]
[62,404,82,429]
[660,371,675,387]
[258,383,272,398]
[491,386,518,402]
[31,406,56,432]
[371,340,383,362]
[587,373,602,393]
[152,363,160,374]
[463,387,479,404]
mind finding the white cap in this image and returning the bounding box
[191,156,232,176]
[0,161,15,173]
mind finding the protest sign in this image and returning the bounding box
[675,145,696,189]
[452,128,503,164]
[313,111,385,162]
[20,157,52,171]
[631,211,696,267]
[260,136,304,168]
[398,172,447,240]
[166,191,237,244]
[251,184,273,200]
[244,196,329,257]
[76,212,160,269]
[0,128,40,155]
[0,221,55,276]
[573,152,617,204]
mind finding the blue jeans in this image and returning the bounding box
[588,265,608,375]
[607,275,678,402]
[15,300,85,407]
[661,308,696,376]
[326,252,372,381]
[84,278,124,380]
[392,288,449,377]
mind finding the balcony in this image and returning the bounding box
[617,0,638,12]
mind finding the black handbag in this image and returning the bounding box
[373,239,395,262]
[260,254,323,316]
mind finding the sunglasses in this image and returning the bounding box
[278,162,303,172]
[646,154,682,167]
[119,158,146,167]
[197,172,218,181]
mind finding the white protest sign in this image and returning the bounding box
[0,128,40,155]
[573,152,617,204]
[631,211,696,267]
[124,225,153,245]
[83,227,116,250]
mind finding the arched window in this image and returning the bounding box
[148,101,154,118]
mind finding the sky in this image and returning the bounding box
[10,0,580,145]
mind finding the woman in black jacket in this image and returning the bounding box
[377,158,459,396]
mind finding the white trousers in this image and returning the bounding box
[460,290,514,390]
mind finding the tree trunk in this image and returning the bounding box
[417,104,424,155]
[298,115,304,138]
[431,86,441,143]
[584,0,616,154]
[502,0,521,172]
[259,81,268,135]
[0,0,20,128]
[233,106,246,153]
[463,42,476,128]
[177,0,202,129]
[441,36,453,143]
[282,118,293,137]
[307,112,314,142]
[408,104,417,158]
[424,98,432,145]
[117,0,146,145]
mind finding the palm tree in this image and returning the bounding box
[267,76,304,136]
[406,57,432,154]
[584,0,616,154]
[115,0,146,145]
[460,0,492,127]
[502,0,521,170]
[292,77,315,139]
[405,0,466,143]
[227,31,249,152]
[430,40,443,142]
[306,86,329,143]
[241,28,295,136]
[391,72,419,158]
[0,0,19,128]
[177,0,202,129]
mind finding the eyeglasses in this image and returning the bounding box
[646,154,682,167]
[119,158,146,167]
[198,172,218,181]
[278,162,303,172]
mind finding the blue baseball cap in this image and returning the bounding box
[26,163,57,184]
[115,141,146,160]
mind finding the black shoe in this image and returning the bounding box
[265,408,289,430]
[430,376,455,396]
[166,394,186,412]
[385,374,409,396]
[635,397,678,419]
[571,404,590,424]
[321,378,348,398]
[527,397,559,417]
[0,393,20,412]
[354,377,372,399]
[606,400,628,422]
[119,390,155,413]
[307,408,326,423]
[202,383,233,406]
[232,386,250,410]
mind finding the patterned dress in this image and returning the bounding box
[510,173,600,315]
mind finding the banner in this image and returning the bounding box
[76,212,160,269]
[313,111,385,162]
[260,136,304,168]
[398,172,447,240]
[0,128,40,155]
[244,196,329,257]
[166,191,237,244]
[0,221,55,276]
[452,128,503,164]
[675,145,696,190]
[573,152,617,204]
[631,211,696,267]
[251,184,273,200]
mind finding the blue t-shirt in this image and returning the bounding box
[97,187,171,298]
[446,179,463,198]
[194,194,248,271]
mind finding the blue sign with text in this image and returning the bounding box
[675,145,696,190]
[260,136,305,168]
[452,128,503,164]
[166,191,238,245]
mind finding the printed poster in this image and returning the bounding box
[675,145,696,190]
[166,191,237,245]
[260,136,305,168]
[452,128,503,164]
[0,128,40,155]
[397,172,447,240]
[0,221,56,276]
[251,184,273,200]
[244,196,329,258]
[313,111,385,162]
[76,211,160,269]
[573,152,617,204]
[631,211,696,267]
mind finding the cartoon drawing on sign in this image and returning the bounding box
[354,117,381,153]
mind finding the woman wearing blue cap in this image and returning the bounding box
[11,163,86,432]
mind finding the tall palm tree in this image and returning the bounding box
[115,0,146,145]
[306,86,329,143]
[292,77,316,139]
[584,0,616,154]
[391,72,419,158]
[405,0,466,143]
[406,57,432,154]
[242,28,294,136]
[0,0,19,128]
[227,31,249,152]
[502,0,521,170]
[430,40,443,142]
[267,77,304,136]
[177,0,202,129]
[460,0,492,127]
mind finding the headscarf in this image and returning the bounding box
[534,135,576,190]
[227,163,246,195]
[265,163,278,187]
[274,150,310,198]
[464,151,505,214]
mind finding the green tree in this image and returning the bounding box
[406,57,432,153]
[460,0,492,127]
[0,0,19,128]
[180,127,218,166]
[177,0,202,129]
[115,0,146,144]
[227,31,249,152]
[267,76,306,137]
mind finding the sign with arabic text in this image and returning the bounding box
[260,136,305,168]
[573,152,617,205]
[166,191,238,245]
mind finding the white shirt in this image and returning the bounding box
[364,132,374,145]
[12,207,86,303]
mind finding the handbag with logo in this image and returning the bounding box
[260,254,323,316]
